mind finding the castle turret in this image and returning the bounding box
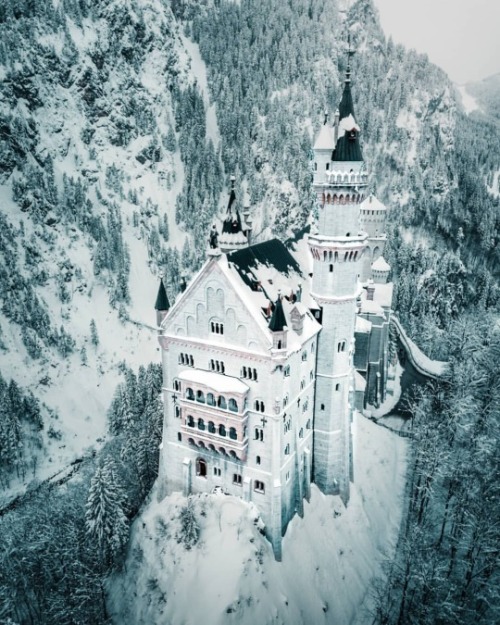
[268,293,288,350]
[309,46,367,503]
[154,277,170,327]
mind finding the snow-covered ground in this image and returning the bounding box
[108,414,408,625]
[393,316,447,378]
[456,84,480,114]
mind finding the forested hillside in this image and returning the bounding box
[0,0,499,623]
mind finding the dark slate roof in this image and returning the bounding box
[268,296,287,332]
[332,132,363,162]
[227,239,303,291]
[154,278,170,311]
[338,80,355,121]
[222,189,243,234]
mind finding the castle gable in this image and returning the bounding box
[161,258,272,354]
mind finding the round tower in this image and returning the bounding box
[309,53,367,503]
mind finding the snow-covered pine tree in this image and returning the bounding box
[85,460,129,568]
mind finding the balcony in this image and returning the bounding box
[182,422,249,461]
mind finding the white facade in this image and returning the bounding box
[156,68,394,558]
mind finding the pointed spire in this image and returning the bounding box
[324,109,329,125]
[338,34,356,121]
[155,277,170,311]
[222,174,242,235]
[268,292,287,332]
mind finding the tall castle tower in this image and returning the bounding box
[309,55,367,502]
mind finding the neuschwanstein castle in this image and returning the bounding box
[155,64,393,560]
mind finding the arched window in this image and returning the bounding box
[256,455,261,465]
[196,390,205,403]
[306,419,311,429]
[196,458,207,477]
[187,415,195,427]
[228,398,238,412]
[229,450,237,459]
[186,388,194,400]
[329,264,333,273]
[327,193,331,204]
[335,383,340,391]
[229,427,237,440]
[284,444,290,455]
[219,424,226,437]
[207,393,215,406]
[299,428,304,438]
[337,341,346,353]
[188,437,195,445]
[208,421,216,433]
[173,379,180,391]
[175,406,181,418]
[218,396,227,410]
[320,404,325,411]
[198,418,205,431]
[314,162,317,171]
[302,351,307,361]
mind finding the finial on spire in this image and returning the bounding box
[230,174,236,190]
[346,33,355,83]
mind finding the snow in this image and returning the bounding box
[178,369,249,395]
[486,169,500,198]
[108,413,408,625]
[356,316,372,333]
[180,35,221,149]
[456,84,479,114]
[360,194,386,211]
[393,317,447,377]
[371,256,390,271]
[313,123,335,150]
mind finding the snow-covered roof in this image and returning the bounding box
[360,195,386,211]
[225,239,321,349]
[313,123,335,150]
[356,316,372,333]
[372,256,391,272]
[359,299,385,316]
[338,114,360,137]
[371,283,393,308]
[178,369,249,395]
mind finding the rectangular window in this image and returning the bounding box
[214,467,221,477]
[254,480,265,493]
[233,473,242,486]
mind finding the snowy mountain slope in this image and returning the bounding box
[0,0,225,493]
[109,414,408,625]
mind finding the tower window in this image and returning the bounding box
[335,383,340,391]
[314,162,317,171]
[329,264,333,272]
[177,432,182,441]
[254,428,264,441]
[233,474,242,486]
[325,163,330,170]
[254,480,265,494]
[256,455,261,465]
[214,467,221,477]
[337,341,346,353]
[321,404,325,411]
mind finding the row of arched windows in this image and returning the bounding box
[321,193,364,206]
[209,359,225,373]
[254,400,265,413]
[210,322,224,335]
[311,247,361,263]
[186,416,241,440]
[241,366,258,381]
[185,388,239,412]
[178,353,194,366]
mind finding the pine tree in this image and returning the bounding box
[85,460,129,568]
[90,319,99,347]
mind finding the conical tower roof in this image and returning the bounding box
[268,295,287,332]
[154,278,170,311]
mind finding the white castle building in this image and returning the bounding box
[155,63,393,560]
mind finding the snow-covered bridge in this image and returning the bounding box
[391,316,448,381]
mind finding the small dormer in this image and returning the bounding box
[269,293,287,350]
[290,305,305,335]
